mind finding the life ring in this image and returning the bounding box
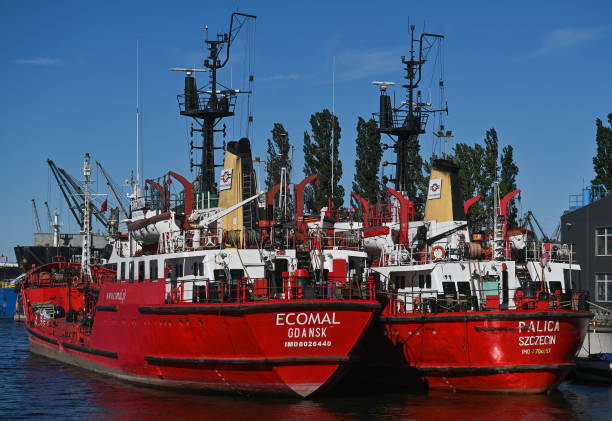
[513,289,524,307]
[171,287,180,304]
[413,297,422,312]
[431,245,445,261]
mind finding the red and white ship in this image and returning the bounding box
[21,14,378,398]
[355,28,592,393]
[361,165,591,392]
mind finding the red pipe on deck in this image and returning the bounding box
[499,189,521,238]
[499,190,521,219]
[294,174,318,233]
[167,171,194,228]
[386,187,414,245]
[351,193,370,228]
[464,195,481,215]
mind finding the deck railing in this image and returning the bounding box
[382,286,590,316]
[166,274,376,305]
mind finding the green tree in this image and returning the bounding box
[352,117,382,204]
[303,109,343,212]
[453,143,486,229]
[405,136,427,202]
[265,123,292,217]
[451,129,519,231]
[412,139,429,203]
[592,114,612,191]
[499,145,519,228]
[265,123,292,190]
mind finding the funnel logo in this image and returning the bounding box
[427,178,442,199]
[220,168,233,191]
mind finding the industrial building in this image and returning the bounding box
[561,185,612,311]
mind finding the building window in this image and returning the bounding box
[596,273,612,302]
[596,227,612,256]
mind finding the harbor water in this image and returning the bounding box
[1,319,610,420]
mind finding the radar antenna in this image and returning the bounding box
[173,12,256,196]
[372,26,445,196]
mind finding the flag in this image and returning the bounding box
[313,234,322,253]
[100,199,107,213]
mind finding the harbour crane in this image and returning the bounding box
[521,211,551,242]
[31,199,42,233]
[46,158,109,230]
[95,160,129,218]
[44,201,52,231]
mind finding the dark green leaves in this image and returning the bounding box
[592,114,612,191]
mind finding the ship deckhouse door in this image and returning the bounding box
[272,258,288,293]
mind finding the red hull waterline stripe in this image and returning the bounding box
[145,355,354,367]
[139,301,380,315]
[417,363,575,374]
[26,327,118,359]
[26,326,58,345]
[380,311,592,323]
[61,341,118,359]
[96,305,118,312]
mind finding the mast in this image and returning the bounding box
[81,153,92,281]
[373,26,445,197]
[51,211,61,248]
[136,40,140,194]
[331,56,335,204]
[173,13,256,198]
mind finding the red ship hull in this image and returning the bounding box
[372,310,590,393]
[23,269,378,397]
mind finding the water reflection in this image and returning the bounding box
[65,367,599,421]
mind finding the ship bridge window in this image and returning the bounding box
[563,269,580,290]
[230,269,244,283]
[391,275,405,290]
[549,281,562,294]
[168,263,183,278]
[129,262,134,283]
[214,269,226,282]
[191,262,205,277]
[442,282,457,299]
[348,257,365,284]
[457,282,471,296]
[138,261,145,283]
[150,260,158,282]
[120,262,125,282]
[418,274,432,289]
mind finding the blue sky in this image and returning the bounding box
[1,1,611,260]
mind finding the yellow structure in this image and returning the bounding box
[218,150,243,246]
[424,162,463,223]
